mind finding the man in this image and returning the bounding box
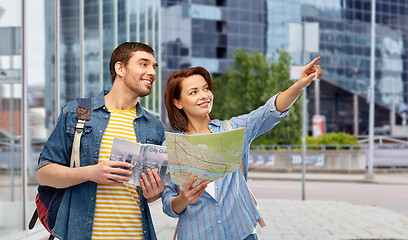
[37,42,165,240]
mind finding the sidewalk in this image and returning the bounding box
[149,171,408,240]
[20,196,408,240]
[11,171,408,240]
[149,198,408,240]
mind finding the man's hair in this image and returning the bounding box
[109,42,155,83]
[165,66,215,132]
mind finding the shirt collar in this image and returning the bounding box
[92,90,151,120]
[92,90,109,110]
[209,119,222,127]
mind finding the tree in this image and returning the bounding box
[212,48,302,145]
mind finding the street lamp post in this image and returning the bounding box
[289,22,319,201]
[366,0,376,180]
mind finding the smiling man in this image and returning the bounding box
[37,42,165,240]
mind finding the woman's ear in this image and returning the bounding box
[173,99,183,109]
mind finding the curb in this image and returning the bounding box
[247,173,408,185]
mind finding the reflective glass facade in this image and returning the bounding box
[267,0,408,132]
[160,0,408,133]
[0,0,24,236]
[267,0,407,131]
[161,0,268,74]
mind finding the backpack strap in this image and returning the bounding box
[70,98,92,168]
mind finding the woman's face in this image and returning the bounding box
[173,74,213,119]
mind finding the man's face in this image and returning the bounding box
[122,51,158,98]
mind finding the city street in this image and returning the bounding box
[248,178,408,215]
[5,171,408,240]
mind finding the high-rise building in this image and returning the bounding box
[160,0,408,134]
[0,0,162,238]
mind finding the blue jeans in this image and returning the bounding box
[244,233,258,240]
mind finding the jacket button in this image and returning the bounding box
[99,130,102,133]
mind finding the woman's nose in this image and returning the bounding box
[199,91,208,99]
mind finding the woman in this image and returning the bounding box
[162,57,322,240]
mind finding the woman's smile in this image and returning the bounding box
[197,100,211,107]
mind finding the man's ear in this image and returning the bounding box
[115,61,125,78]
[173,99,183,109]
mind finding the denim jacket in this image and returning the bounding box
[38,90,165,240]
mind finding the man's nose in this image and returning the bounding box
[147,65,156,77]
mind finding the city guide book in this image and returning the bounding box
[109,138,170,186]
[165,128,245,188]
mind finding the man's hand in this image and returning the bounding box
[88,160,132,184]
[140,169,164,202]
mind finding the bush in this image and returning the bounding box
[302,132,359,150]
[251,132,360,150]
[303,132,358,145]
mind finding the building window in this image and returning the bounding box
[217,47,227,58]
[216,0,226,7]
[216,20,227,33]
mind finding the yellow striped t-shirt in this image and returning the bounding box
[91,106,143,240]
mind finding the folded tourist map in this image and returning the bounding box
[165,128,245,188]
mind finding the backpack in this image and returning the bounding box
[28,98,92,239]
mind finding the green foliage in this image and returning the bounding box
[212,48,302,145]
[301,132,360,150]
[303,132,359,145]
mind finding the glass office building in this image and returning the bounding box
[1,0,408,238]
[160,0,408,133]
[266,0,407,133]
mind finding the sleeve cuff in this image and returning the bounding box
[161,187,181,218]
[269,93,290,117]
[38,158,55,169]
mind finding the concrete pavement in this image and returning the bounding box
[149,171,408,240]
[149,198,408,240]
[10,171,408,240]
[21,197,408,240]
